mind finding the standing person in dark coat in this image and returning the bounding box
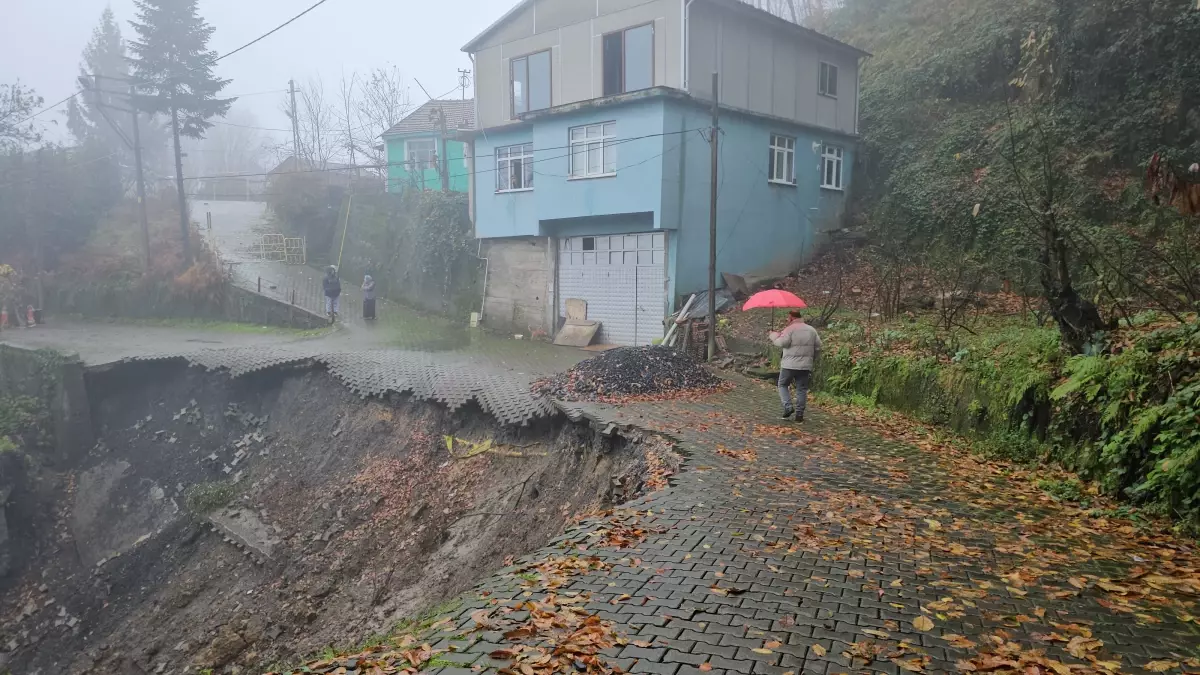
[323,265,342,323]
[361,274,376,320]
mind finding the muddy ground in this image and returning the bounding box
[0,360,665,675]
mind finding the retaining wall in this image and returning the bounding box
[0,345,93,466]
[45,281,327,330]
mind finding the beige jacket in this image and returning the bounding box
[771,320,822,371]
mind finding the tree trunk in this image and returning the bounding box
[170,103,192,267]
[1039,215,1107,353]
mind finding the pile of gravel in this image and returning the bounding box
[534,346,727,402]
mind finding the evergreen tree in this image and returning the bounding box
[67,7,171,181]
[128,0,234,263]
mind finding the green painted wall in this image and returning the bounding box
[385,134,469,193]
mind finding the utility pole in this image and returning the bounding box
[435,107,449,192]
[707,72,719,361]
[414,78,451,192]
[457,69,472,100]
[289,79,301,166]
[82,73,151,273]
[33,149,44,311]
[169,89,192,266]
[129,84,151,273]
[343,77,358,182]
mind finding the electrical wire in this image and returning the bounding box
[8,0,334,130]
[0,151,122,190]
[4,92,83,128]
[208,0,334,66]
[171,128,707,182]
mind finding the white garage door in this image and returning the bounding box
[558,232,666,346]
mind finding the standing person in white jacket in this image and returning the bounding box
[769,310,822,422]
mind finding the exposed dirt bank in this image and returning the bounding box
[0,360,667,675]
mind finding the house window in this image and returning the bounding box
[511,50,551,117]
[768,134,796,185]
[821,145,844,190]
[819,62,838,98]
[496,143,534,192]
[406,138,436,170]
[602,24,654,97]
[568,122,617,178]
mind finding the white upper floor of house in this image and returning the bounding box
[462,0,868,135]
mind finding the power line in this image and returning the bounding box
[0,151,122,190]
[5,92,83,128]
[173,128,706,182]
[209,0,335,65]
[8,0,333,131]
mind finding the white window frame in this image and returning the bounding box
[406,138,436,170]
[568,122,617,179]
[768,134,796,185]
[821,144,844,190]
[511,50,551,118]
[495,143,534,192]
[819,61,839,98]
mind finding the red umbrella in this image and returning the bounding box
[742,289,807,311]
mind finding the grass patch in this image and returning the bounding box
[0,395,42,437]
[185,481,235,514]
[1037,478,1089,505]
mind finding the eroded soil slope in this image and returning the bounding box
[0,361,661,675]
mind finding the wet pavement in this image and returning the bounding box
[12,200,1197,673]
[198,199,394,328]
[396,383,1200,675]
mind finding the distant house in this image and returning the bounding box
[462,0,868,345]
[381,99,474,193]
[266,156,359,190]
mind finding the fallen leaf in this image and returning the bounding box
[699,664,712,672]
[913,616,935,632]
[751,648,774,655]
[764,641,782,649]
[1144,661,1180,672]
[811,644,827,656]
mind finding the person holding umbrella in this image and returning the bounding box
[744,290,821,422]
[770,309,821,421]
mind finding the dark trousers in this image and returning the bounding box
[363,298,376,320]
[778,368,812,417]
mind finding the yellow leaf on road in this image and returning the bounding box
[1145,661,1180,672]
[913,616,935,632]
[811,644,827,657]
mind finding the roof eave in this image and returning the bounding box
[700,0,871,58]
[461,0,535,53]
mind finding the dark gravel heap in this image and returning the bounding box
[534,346,727,402]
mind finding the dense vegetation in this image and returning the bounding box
[267,176,478,316]
[810,0,1200,528]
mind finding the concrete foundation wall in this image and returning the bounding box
[45,281,327,330]
[482,237,553,335]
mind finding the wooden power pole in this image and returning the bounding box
[289,79,301,165]
[129,84,151,274]
[169,91,192,267]
[707,72,720,361]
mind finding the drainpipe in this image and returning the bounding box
[476,238,490,321]
[682,0,696,90]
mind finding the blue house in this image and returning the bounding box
[462,0,866,345]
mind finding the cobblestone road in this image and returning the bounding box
[396,380,1200,675]
[5,310,1198,673]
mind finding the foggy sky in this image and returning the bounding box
[0,0,501,143]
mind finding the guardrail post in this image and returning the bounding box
[258,277,262,293]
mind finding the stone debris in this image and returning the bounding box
[533,346,728,403]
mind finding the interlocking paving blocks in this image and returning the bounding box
[127,345,559,426]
